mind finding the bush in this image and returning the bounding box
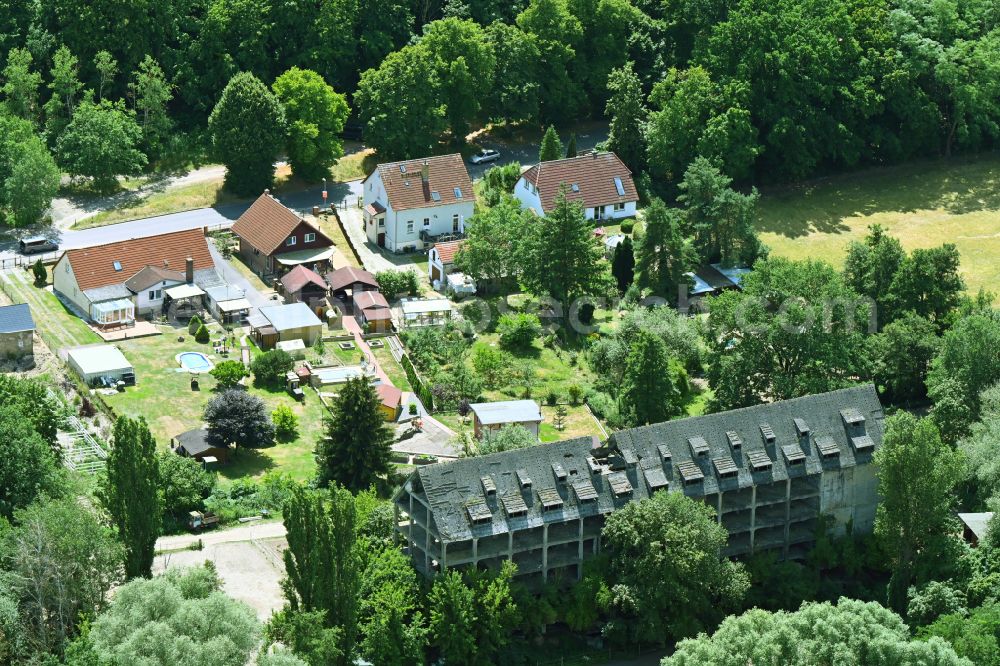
[578,303,595,325]
[620,219,634,234]
[188,315,203,336]
[271,404,299,441]
[251,349,294,388]
[567,384,583,405]
[194,323,210,343]
[419,385,434,412]
[376,269,419,297]
[210,360,249,389]
[586,390,624,428]
[546,390,559,406]
[497,313,542,349]
[31,260,46,285]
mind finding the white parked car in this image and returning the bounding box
[469,148,500,164]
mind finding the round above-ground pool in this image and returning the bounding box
[176,351,214,373]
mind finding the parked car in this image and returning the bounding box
[19,236,58,255]
[469,148,500,164]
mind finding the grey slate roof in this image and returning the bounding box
[0,303,34,333]
[412,384,884,544]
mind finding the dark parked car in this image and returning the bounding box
[19,236,58,255]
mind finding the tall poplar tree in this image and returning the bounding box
[100,415,162,579]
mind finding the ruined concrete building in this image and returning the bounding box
[394,385,884,583]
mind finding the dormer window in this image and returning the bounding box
[760,423,776,443]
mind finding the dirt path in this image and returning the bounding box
[156,519,287,552]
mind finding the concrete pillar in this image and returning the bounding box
[393,502,401,547]
[577,518,584,581]
[749,485,757,552]
[508,530,514,562]
[408,493,416,551]
[717,492,723,524]
[783,478,792,558]
[424,521,431,573]
[542,524,549,581]
[472,537,479,569]
[441,542,448,572]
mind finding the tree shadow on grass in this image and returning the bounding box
[756,153,1000,240]
[218,447,277,480]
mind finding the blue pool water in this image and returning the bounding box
[177,352,213,373]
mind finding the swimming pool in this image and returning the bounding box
[176,352,214,373]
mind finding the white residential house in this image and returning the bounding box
[514,152,639,221]
[362,154,475,253]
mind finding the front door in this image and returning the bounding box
[377,233,385,247]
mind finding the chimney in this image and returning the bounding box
[185,257,194,284]
[421,161,429,183]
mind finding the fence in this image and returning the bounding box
[0,251,59,269]
[60,415,109,474]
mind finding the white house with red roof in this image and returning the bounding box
[362,154,474,253]
[514,152,638,221]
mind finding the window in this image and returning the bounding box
[422,218,430,227]
[286,236,297,246]
[614,202,626,212]
[304,232,316,243]
[253,248,260,255]
[593,207,605,220]
[406,221,414,234]
[378,219,384,227]
[113,261,122,272]
[454,187,463,199]
[148,289,162,300]
[452,214,460,232]
[613,176,625,196]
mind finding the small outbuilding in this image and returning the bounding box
[67,344,135,387]
[354,290,392,333]
[0,303,35,362]
[326,266,379,302]
[256,303,323,346]
[172,428,230,464]
[377,383,403,421]
[959,512,994,547]
[469,399,543,440]
[400,297,453,328]
[281,264,328,310]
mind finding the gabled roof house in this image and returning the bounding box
[362,154,474,253]
[53,228,216,326]
[232,191,334,276]
[514,152,638,221]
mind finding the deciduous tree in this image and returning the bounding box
[0,405,64,519]
[56,97,147,193]
[209,72,286,196]
[204,390,276,450]
[1,48,41,121]
[605,61,647,172]
[272,67,349,181]
[455,196,528,290]
[100,415,162,579]
[875,412,964,612]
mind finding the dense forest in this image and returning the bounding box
[1,0,998,191]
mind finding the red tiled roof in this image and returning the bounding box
[433,239,465,265]
[377,383,403,409]
[354,290,389,312]
[232,192,323,255]
[365,201,385,216]
[365,154,473,212]
[281,265,327,294]
[326,266,378,292]
[64,228,214,292]
[521,152,638,213]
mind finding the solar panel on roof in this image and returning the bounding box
[760,423,776,442]
[501,492,528,517]
[538,487,564,511]
[713,456,738,479]
[688,436,709,457]
[851,435,875,451]
[614,176,625,196]
[677,461,704,484]
[726,431,742,450]
[643,467,669,491]
[793,418,810,436]
[466,502,492,525]
[573,479,598,502]
[816,435,840,458]
[782,444,806,465]
[481,476,496,495]
[608,471,633,497]
[747,449,772,471]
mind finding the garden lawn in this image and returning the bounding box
[317,215,362,268]
[472,332,596,402]
[102,324,326,483]
[77,180,238,228]
[0,270,100,350]
[370,344,412,392]
[757,153,1000,299]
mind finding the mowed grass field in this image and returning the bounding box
[756,153,1000,298]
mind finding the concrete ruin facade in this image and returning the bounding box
[394,385,884,584]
